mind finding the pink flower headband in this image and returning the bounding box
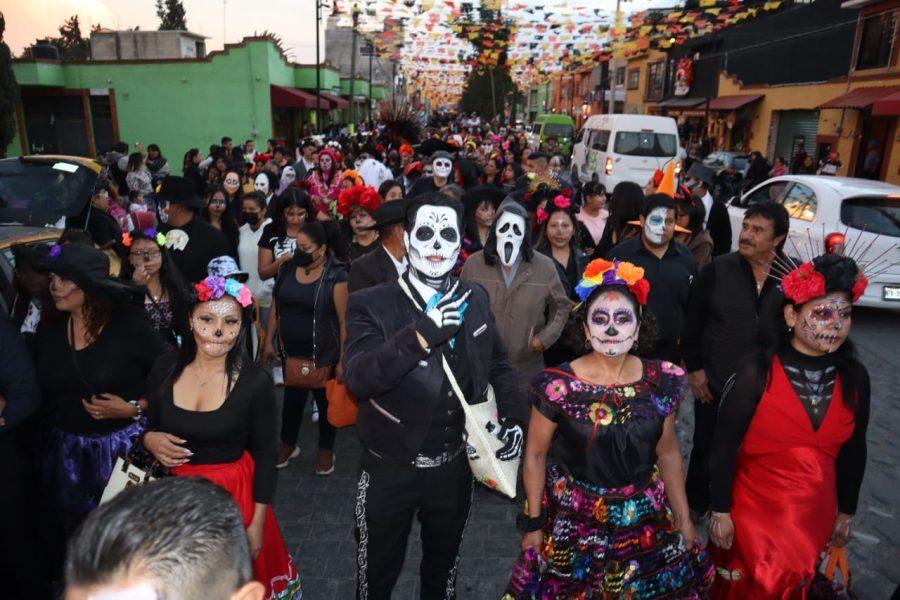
[194,275,253,308]
[536,194,573,224]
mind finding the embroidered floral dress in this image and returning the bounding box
[308,170,341,219]
[504,359,713,599]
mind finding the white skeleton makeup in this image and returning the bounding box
[404,204,461,290]
[494,211,526,267]
[319,154,333,172]
[254,173,270,196]
[432,157,453,180]
[790,292,852,354]
[190,298,242,358]
[643,206,669,246]
[585,290,639,357]
[280,166,296,187]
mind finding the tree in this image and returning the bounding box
[48,15,92,61]
[156,0,188,31]
[0,12,19,157]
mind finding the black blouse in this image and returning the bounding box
[533,359,684,488]
[145,354,279,504]
[36,306,167,435]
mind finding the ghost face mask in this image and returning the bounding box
[584,290,639,357]
[190,298,243,358]
[432,158,453,180]
[404,204,461,289]
[642,207,672,246]
[495,211,525,267]
[254,174,270,196]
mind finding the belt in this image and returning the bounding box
[412,444,465,469]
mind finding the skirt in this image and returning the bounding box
[505,464,713,599]
[173,452,302,600]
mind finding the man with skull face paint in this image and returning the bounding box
[461,197,571,412]
[408,150,456,197]
[344,192,527,600]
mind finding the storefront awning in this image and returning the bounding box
[270,85,319,108]
[657,97,705,108]
[818,86,900,110]
[708,94,763,111]
[872,91,900,116]
[319,92,350,110]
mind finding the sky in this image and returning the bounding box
[1,0,678,62]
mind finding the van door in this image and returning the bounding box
[529,123,543,151]
[609,130,678,186]
[584,129,611,183]
[571,128,587,178]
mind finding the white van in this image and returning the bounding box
[571,114,680,192]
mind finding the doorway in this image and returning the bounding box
[854,114,892,180]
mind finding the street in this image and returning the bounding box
[273,306,900,600]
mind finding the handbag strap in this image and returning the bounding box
[824,545,850,583]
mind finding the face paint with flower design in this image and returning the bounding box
[585,290,638,357]
[190,298,242,358]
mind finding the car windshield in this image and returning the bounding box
[543,123,574,138]
[841,195,900,238]
[0,159,96,226]
[614,131,677,157]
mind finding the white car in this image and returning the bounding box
[727,175,900,309]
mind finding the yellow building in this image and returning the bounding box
[624,50,667,115]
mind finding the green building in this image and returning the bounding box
[7,36,387,169]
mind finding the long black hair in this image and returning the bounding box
[202,186,241,254]
[269,187,314,239]
[606,181,644,242]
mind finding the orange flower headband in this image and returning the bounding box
[574,259,650,306]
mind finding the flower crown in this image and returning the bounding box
[574,259,650,306]
[337,184,381,217]
[780,261,868,305]
[123,228,167,248]
[194,275,253,308]
[536,194,574,224]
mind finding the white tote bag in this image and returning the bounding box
[100,456,156,504]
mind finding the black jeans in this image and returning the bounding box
[355,451,473,600]
[685,389,722,514]
[281,386,335,450]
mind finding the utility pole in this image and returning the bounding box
[315,0,322,132]
[368,36,373,123]
[608,0,623,115]
[349,4,359,129]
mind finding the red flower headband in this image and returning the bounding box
[536,194,573,224]
[337,185,382,217]
[781,261,869,305]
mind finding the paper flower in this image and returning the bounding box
[165,230,189,251]
[224,278,243,298]
[48,244,62,259]
[236,285,253,308]
[536,207,550,224]
[155,232,167,246]
[122,232,133,247]
[851,275,869,303]
[630,278,650,306]
[616,262,645,286]
[781,262,826,305]
[583,259,614,280]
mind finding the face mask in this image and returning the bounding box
[191,299,242,358]
[494,211,525,267]
[586,291,639,357]
[280,167,296,187]
[404,205,460,288]
[293,249,315,267]
[242,212,260,226]
[792,294,851,354]
[643,207,669,245]
[254,174,269,196]
[433,158,453,179]
[223,175,240,194]
[423,165,434,178]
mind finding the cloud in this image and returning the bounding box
[1,0,117,55]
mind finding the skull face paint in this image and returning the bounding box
[585,290,639,357]
[319,154,333,172]
[432,158,453,180]
[254,173,270,196]
[223,172,240,194]
[791,292,851,354]
[190,298,242,358]
[495,211,526,267]
[404,205,461,288]
[643,207,670,246]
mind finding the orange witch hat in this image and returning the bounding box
[655,161,676,197]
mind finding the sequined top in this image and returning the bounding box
[533,359,684,488]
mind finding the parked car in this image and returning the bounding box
[570,114,680,191]
[727,175,900,309]
[527,114,576,156]
[703,151,749,201]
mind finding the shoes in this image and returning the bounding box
[315,449,335,476]
[275,444,300,469]
[311,403,319,423]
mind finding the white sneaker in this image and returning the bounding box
[311,403,319,423]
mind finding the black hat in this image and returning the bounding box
[462,184,505,212]
[11,241,51,267]
[157,176,205,209]
[367,199,408,231]
[686,162,714,186]
[416,138,459,157]
[39,243,142,302]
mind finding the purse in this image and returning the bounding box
[809,545,856,600]
[326,378,358,427]
[283,357,331,388]
[100,441,168,504]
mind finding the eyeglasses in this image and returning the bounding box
[130,250,161,261]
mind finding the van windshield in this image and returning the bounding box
[543,124,574,138]
[841,195,900,238]
[614,131,677,157]
[0,159,96,226]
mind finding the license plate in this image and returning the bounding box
[884,286,900,301]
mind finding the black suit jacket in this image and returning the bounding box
[347,245,399,294]
[707,199,732,257]
[343,277,525,463]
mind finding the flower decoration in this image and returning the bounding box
[338,185,381,217]
[574,258,650,305]
[545,379,568,402]
[589,402,613,427]
[194,275,253,308]
[48,244,63,259]
[781,262,826,305]
[851,274,869,303]
[122,232,133,247]
[536,195,574,224]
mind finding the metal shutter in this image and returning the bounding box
[774,110,820,164]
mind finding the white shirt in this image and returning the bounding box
[238,219,274,306]
[357,158,392,189]
[383,246,408,277]
[700,191,714,229]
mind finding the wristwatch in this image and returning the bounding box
[516,509,548,533]
[129,400,144,421]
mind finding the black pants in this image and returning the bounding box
[685,389,722,513]
[281,386,335,450]
[355,451,473,600]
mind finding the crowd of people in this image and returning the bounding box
[0,111,872,600]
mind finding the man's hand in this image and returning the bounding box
[415,282,471,349]
[688,369,714,403]
[495,419,524,461]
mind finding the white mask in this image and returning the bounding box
[433,158,453,179]
[404,205,461,288]
[586,290,639,357]
[280,166,296,186]
[254,173,270,196]
[494,211,525,267]
[643,207,669,245]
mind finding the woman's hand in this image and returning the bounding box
[520,530,543,552]
[82,394,136,420]
[709,512,735,549]
[143,431,192,467]
[678,519,702,547]
[260,343,277,368]
[830,513,853,548]
[131,262,151,284]
[247,519,265,559]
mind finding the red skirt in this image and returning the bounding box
[173,452,302,600]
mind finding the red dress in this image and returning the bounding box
[710,358,855,599]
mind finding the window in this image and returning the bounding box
[543,123,574,138]
[646,62,665,102]
[532,124,542,136]
[574,128,585,144]
[856,11,896,70]
[615,67,626,86]
[613,131,677,157]
[590,129,611,151]
[741,181,789,207]
[627,69,640,90]
[781,183,818,221]
[841,195,900,237]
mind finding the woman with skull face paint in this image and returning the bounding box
[308,149,342,220]
[506,259,713,599]
[708,254,871,599]
[143,276,303,599]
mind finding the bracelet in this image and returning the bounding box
[516,509,548,533]
[129,400,143,422]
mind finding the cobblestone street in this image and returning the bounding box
[273,307,899,599]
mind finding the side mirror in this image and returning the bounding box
[729,195,741,207]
